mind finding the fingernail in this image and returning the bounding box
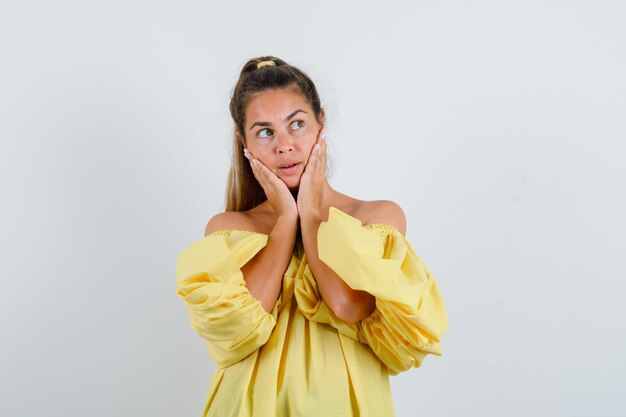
[315,144,320,152]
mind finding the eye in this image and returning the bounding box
[290,120,304,130]
[258,128,273,138]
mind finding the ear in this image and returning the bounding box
[318,108,325,128]
[235,131,246,147]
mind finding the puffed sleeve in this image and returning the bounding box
[175,230,279,368]
[316,207,448,375]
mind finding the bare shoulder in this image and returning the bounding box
[204,211,262,237]
[357,200,407,235]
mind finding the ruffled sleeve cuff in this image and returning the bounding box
[317,207,449,375]
[176,230,280,368]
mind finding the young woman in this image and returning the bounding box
[176,56,448,417]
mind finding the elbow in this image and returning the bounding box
[332,291,377,324]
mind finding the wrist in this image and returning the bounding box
[299,213,323,233]
[273,214,299,236]
[299,209,322,223]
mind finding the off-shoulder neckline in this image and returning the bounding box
[204,207,402,238]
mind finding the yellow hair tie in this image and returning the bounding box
[256,60,276,69]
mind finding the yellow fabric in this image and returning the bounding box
[176,207,448,417]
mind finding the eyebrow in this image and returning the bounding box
[248,109,308,131]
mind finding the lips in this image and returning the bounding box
[278,161,301,176]
[279,161,300,168]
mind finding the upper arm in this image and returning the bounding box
[364,200,407,236]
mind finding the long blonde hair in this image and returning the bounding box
[224,134,267,212]
[225,56,324,212]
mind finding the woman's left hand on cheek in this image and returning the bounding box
[297,128,327,220]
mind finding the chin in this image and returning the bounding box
[284,177,302,191]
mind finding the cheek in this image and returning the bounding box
[300,146,315,168]
[298,132,317,152]
[256,154,273,169]
[255,147,281,169]
[247,143,270,159]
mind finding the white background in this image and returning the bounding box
[1,1,625,416]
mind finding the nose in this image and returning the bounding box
[275,132,294,154]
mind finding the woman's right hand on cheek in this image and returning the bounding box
[244,148,298,220]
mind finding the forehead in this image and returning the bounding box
[245,87,311,123]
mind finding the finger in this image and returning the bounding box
[313,132,326,177]
[301,140,314,171]
[244,148,268,186]
[307,128,322,162]
[254,160,272,181]
[319,136,328,176]
[243,148,258,172]
[305,144,318,174]
[314,143,324,178]
[247,153,283,192]
[253,160,273,187]
[244,147,257,163]
[317,127,325,144]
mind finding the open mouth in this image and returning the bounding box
[278,162,301,175]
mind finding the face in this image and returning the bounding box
[241,87,324,190]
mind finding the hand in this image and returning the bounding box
[297,128,327,220]
[244,148,298,220]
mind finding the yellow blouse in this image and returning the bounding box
[175,207,448,417]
